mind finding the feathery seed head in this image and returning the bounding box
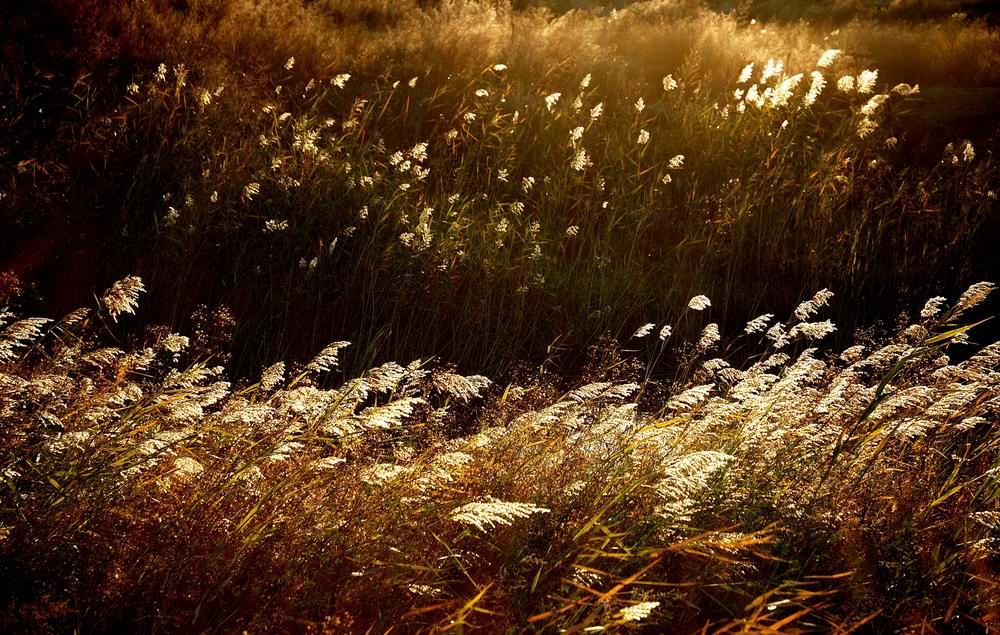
[101,276,145,322]
[698,323,721,350]
[860,94,889,116]
[260,362,285,391]
[451,497,549,531]
[633,323,655,338]
[544,92,561,111]
[856,69,878,94]
[760,58,783,83]
[0,318,51,362]
[667,384,714,411]
[789,320,837,341]
[688,295,711,311]
[306,341,351,374]
[921,296,948,319]
[619,602,660,623]
[952,281,995,319]
[804,71,826,106]
[817,49,841,68]
[745,314,774,335]
[571,148,592,172]
[794,289,834,321]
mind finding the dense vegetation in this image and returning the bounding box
[2,0,999,631]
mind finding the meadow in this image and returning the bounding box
[2,0,1000,631]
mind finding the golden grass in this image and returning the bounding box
[4,1,998,372]
[1,3,1000,629]
[1,279,998,631]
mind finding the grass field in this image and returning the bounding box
[2,0,1000,631]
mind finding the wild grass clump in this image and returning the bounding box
[1,278,999,631]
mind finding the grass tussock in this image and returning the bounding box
[2,278,1000,631]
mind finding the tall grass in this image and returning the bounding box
[1,278,998,631]
[2,5,1000,628]
[3,1,998,374]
